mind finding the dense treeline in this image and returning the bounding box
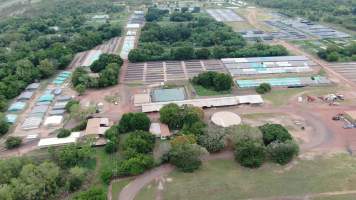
[317,42,356,62]
[0,0,123,103]
[128,17,288,62]
[71,54,123,94]
[0,143,93,200]
[247,0,356,31]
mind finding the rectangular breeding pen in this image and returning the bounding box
[8,102,26,112]
[53,71,71,85]
[37,94,54,102]
[236,76,331,88]
[21,116,42,130]
[151,88,186,102]
[17,91,34,101]
[120,36,136,59]
[82,50,102,67]
[222,56,315,76]
[30,105,49,114]
[6,114,17,124]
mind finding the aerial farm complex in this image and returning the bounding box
[0,0,356,200]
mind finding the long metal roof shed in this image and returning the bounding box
[141,95,263,112]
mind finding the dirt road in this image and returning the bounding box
[118,164,174,200]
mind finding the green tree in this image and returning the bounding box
[123,131,155,155]
[0,113,9,136]
[234,139,266,168]
[49,143,93,168]
[256,83,271,94]
[38,59,55,78]
[90,54,123,73]
[159,103,182,129]
[195,48,211,59]
[119,154,154,176]
[57,128,71,138]
[105,141,117,154]
[168,143,202,172]
[68,166,86,192]
[75,84,86,96]
[5,137,22,149]
[0,184,13,200]
[267,140,299,165]
[172,46,195,60]
[259,123,292,145]
[118,112,151,133]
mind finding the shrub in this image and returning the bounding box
[104,141,117,154]
[119,154,154,176]
[227,124,263,145]
[171,135,196,147]
[72,187,106,200]
[68,166,86,191]
[267,140,299,165]
[0,114,9,136]
[234,139,266,168]
[256,83,271,94]
[198,127,225,153]
[119,112,151,133]
[259,123,292,145]
[65,100,80,112]
[57,128,71,138]
[5,137,22,149]
[168,143,202,172]
[104,125,120,142]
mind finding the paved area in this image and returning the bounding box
[124,60,226,84]
[206,9,244,22]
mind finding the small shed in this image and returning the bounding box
[6,114,17,124]
[17,91,34,101]
[53,101,68,110]
[149,123,171,140]
[44,115,63,126]
[22,117,42,130]
[8,102,26,112]
[85,118,111,136]
[38,94,54,102]
[31,105,49,114]
[26,83,40,91]
[57,95,72,102]
[49,109,66,116]
[38,137,78,148]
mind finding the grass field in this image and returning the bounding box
[192,84,231,96]
[262,86,340,106]
[225,21,254,31]
[111,178,133,200]
[137,154,356,200]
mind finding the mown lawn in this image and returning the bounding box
[137,154,356,200]
[192,84,231,96]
